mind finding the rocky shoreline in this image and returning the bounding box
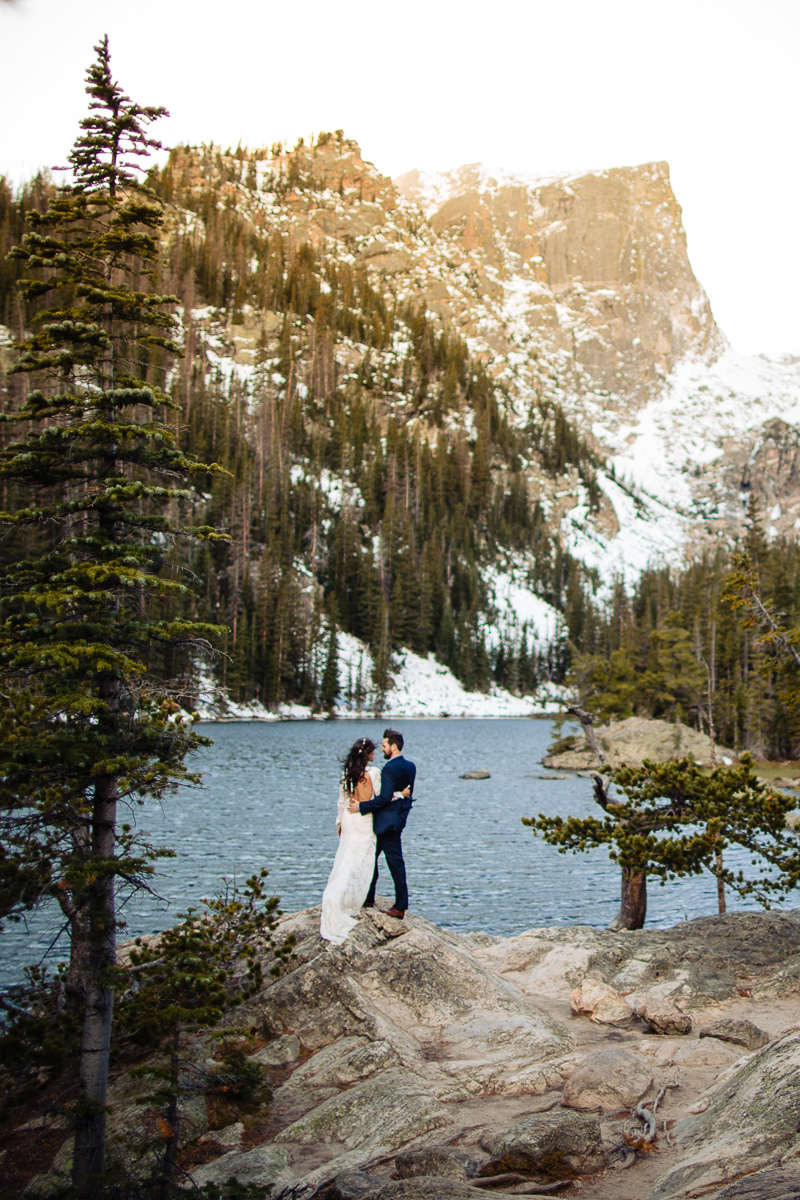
[25,904,800,1200]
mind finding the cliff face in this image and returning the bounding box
[397,161,723,406]
[393,159,800,558]
[168,142,721,417]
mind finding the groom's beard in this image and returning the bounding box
[383,751,391,760]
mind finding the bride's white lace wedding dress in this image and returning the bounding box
[320,764,381,945]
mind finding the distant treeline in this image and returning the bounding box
[570,504,800,758]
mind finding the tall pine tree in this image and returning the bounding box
[0,37,224,1198]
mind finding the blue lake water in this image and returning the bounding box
[0,718,780,986]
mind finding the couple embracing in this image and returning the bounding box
[320,729,416,945]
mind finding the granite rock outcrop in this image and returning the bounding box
[22,906,800,1199]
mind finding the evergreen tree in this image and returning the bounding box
[723,551,800,715]
[569,647,636,722]
[525,756,800,929]
[320,605,340,711]
[117,870,294,1199]
[0,38,224,1198]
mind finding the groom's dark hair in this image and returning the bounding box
[383,728,404,751]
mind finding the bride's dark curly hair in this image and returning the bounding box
[342,737,376,794]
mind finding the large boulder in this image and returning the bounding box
[570,978,634,1025]
[274,1068,452,1152]
[483,1110,607,1177]
[640,1002,692,1035]
[251,910,575,1100]
[698,1019,770,1051]
[289,1036,399,1088]
[190,1143,293,1189]
[327,1171,377,1200]
[394,1148,481,1180]
[651,1026,800,1197]
[251,1033,301,1066]
[543,717,735,769]
[643,1035,744,1072]
[474,911,800,1013]
[269,1068,456,1189]
[562,1046,652,1112]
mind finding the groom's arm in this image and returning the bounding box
[358,762,400,814]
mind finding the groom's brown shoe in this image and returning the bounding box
[383,907,405,919]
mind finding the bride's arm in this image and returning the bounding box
[336,785,349,833]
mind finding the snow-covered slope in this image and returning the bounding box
[607,349,800,533]
[196,631,564,720]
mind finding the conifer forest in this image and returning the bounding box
[3,135,800,756]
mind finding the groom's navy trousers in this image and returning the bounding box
[358,754,416,911]
[365,830,408,911]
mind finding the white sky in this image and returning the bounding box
[1,0,798,358]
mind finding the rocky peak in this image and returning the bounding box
[282,134,396,208]
[396,160,724,405]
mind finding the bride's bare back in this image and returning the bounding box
[352,773,374,805]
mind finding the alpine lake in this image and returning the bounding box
[0,717,780,985]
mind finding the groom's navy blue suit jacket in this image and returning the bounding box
[358,755,416,835]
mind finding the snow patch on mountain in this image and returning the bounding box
[567,472,691,590]
[397,163,599,219]
[482,561,563,648]
[379,645,563,717]
[605,349,800,511]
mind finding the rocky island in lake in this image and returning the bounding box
[543,716,736,771]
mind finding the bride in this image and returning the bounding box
[320,737,380,944]
[320,737,409,944]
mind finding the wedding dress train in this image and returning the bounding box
[320,764,380,945]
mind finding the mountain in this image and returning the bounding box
[395,159,722,401]
[158,139,800,581]
[4,137,800,722]
[150,136,800,714]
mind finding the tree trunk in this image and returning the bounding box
[60,898,89,1011]
[568,706,643,925]
[715,847,726,914]
[607,868,647,930]
[568,706,608,766]
[72,766,119,1199]
[158,1017,182,1200]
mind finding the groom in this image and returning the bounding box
[349,727,416,919]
